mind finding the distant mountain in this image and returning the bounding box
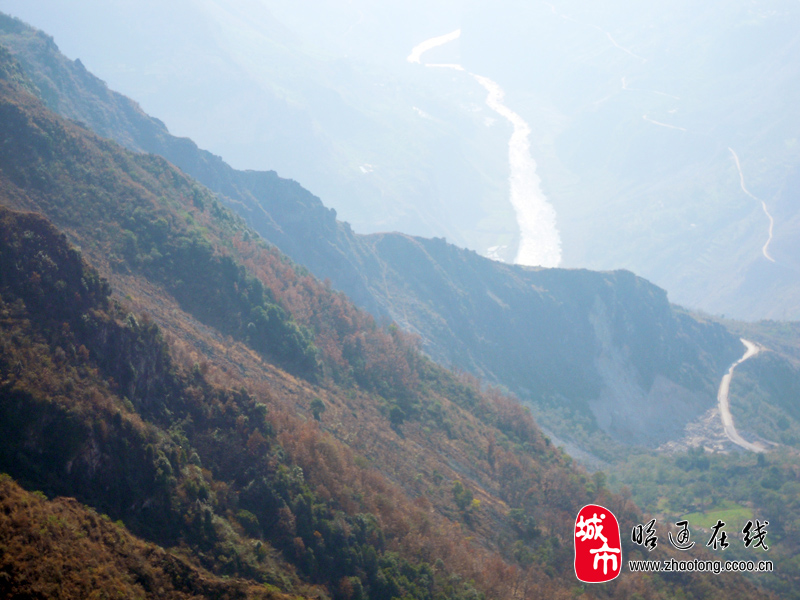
[0,0,517,261]
[461,0,800,320]
[0,12,746,453]
[0,44,771,599]
[1,0,799,320]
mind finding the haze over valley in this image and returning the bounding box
[2,0,799,319]
[2,3,800,598]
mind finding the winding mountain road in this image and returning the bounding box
[728,148,776,263]
[717,339,768,452]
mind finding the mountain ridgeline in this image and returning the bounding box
[0,13,744,450]
[0,22,773,599]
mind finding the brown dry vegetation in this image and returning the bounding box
[0,59,775,600]
[0,476,297,600]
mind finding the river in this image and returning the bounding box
[408,30,561,268]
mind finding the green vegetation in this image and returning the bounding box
[0,70,584,599]
[682,500,754,531]
[610,447,800,598]
[0,33,776,600]
[123,211,320,377]
[0,475,292,600]
[310,397,326,421]
[0,205,492,599]
[0,14,746,453]
[592,316,800,598]
[726,351,800,448]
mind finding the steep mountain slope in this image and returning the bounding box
[0,49,772,599]
[2,1,800,320]
[0,14,744,451]
[0,0,515,259]
[0,80,533,599]
[0,476,291,600]
[724,319,800,449]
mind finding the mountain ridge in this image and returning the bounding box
[0,19,784,599]
[0,13,744,451]
[0,77,581,599]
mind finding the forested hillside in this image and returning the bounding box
[0,14,746,452]
[0,45,771,599]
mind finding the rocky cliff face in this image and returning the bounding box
[360,236,741,445]
[0,20,779,599]
[0,13,743,448]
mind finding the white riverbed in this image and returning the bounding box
[409,30,561,267]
